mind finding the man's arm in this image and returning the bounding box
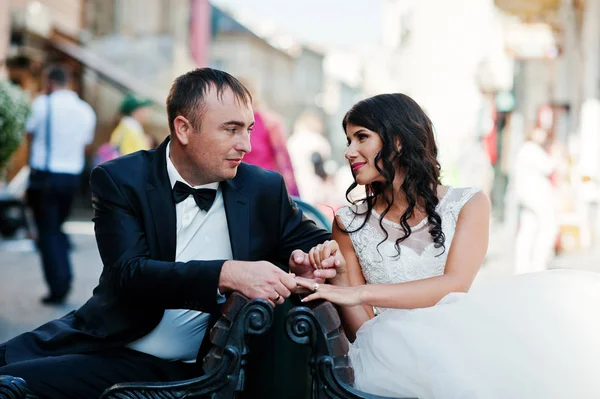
[24,96,44,165]
[91,165,225,313]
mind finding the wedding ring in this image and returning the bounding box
[274,294,281,302]
[313,283,319,292]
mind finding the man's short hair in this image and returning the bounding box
[46,65,71,86]
[166,68,252,134]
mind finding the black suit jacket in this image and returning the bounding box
[4,138,330,364]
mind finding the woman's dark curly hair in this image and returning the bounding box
[341,93,445,255]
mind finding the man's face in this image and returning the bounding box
[182,87,254,185]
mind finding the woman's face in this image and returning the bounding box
[530,127,548,145]
[345,123,386,185]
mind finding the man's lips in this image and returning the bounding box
[351,162,366,172]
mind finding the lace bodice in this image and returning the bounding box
[336,187,481,312]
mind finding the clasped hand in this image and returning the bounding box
[218,246,340,307]
[294,240,364,307]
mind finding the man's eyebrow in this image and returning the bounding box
[222,120,246,127]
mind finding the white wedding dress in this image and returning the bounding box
[336,187,600,399]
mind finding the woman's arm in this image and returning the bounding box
[301,192,490,314]
[330,217,374,340]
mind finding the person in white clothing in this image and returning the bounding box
[296,93,600,399]
[25,64,96,304]
[287,110,333,205]
[513,126,558,274]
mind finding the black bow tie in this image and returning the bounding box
[172,181,217,212]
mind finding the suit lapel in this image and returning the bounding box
[147,137,177,261]
[223,178,249,260]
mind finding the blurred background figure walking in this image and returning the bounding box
[288,110,334,206]
[111,94,154,155]
[513,126,558,274]
[25,64,96,305]
[240,79,299,196]
[94,94,153,165]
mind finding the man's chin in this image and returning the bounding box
[222,169,238,180]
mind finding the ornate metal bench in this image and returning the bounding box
[1,296,417,399]
[286,300,415,399]
[100,292,273,399]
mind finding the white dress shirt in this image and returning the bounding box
[26,90,96,174]
[127,142,232,362]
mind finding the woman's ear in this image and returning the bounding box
[394,138,402,153]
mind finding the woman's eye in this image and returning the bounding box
[358,134,367,141]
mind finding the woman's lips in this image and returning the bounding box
[351,162,366,172]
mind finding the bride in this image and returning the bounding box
[295,93,600,398]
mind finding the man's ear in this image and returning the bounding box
[173,116,192,146]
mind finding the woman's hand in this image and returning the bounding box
[308,240,348,283]
[295,277,363,307]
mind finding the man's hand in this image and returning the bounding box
[219,260,297,306]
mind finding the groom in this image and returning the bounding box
[0,68,332,398]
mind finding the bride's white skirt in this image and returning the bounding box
[349,269,600,399]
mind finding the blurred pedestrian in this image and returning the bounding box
[94,94,153,165]
[288,110,333,205]
[113,94,154,153]
[25,64,96,304]
[239,80,299,196]
[513,126,558,274]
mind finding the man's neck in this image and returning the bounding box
[49,86,69,94]
[168,141,212,187]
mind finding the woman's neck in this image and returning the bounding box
[375,172,411,213]
[375,182,442,218]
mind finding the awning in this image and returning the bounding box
[49,35,165,106]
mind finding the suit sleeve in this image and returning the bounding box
[275,175,331,266]
[90,165,224,312]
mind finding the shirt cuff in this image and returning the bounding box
[216,288,227,304]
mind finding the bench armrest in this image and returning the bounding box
[100,292,274,399]
[286,301,416,399]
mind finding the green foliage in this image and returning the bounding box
[0,79,29,171]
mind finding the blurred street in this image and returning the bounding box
[2,216,600,343]
[0,219,100,342]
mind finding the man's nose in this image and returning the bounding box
[236,134,251,154]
